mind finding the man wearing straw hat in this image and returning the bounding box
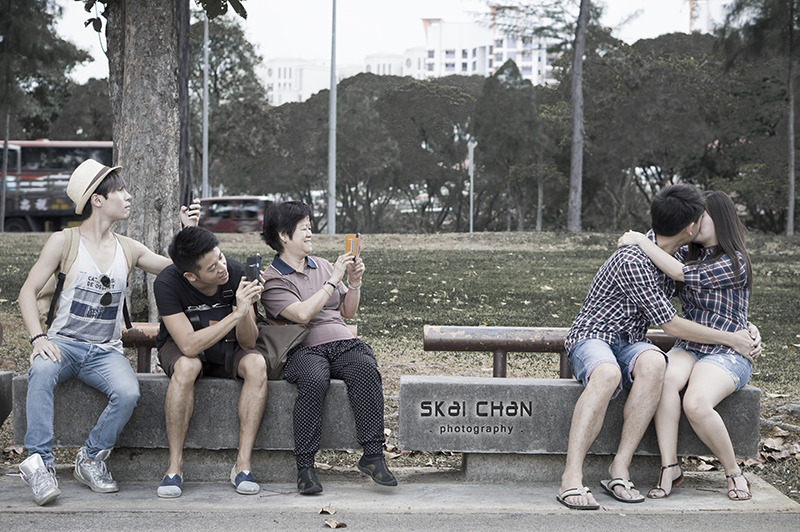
[16,159,199,506]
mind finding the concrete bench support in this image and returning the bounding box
[0,371,12,428]
[399,376,761,483]
[13,374,359,482]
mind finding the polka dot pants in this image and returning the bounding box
[284,338,385,468]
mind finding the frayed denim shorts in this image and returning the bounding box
[569,335,667,399]
[678,348,753,392]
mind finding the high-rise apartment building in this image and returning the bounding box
[261,16,558,105]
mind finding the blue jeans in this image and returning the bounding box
[25,339,140,468]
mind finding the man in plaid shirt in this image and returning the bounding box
[556,184,759,510]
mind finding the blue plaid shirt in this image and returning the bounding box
[565,230,677,354]
[673,247,750,356]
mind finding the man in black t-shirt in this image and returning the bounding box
[154,227,265,498]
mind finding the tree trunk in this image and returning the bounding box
[787,6,795,237]
[536,159,543,232]
[106,0,181,327]
[567,0,590,232]
[178,0,193,206]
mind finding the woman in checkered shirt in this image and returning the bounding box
[618,191,755,502]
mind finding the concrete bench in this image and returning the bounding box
[1,324,10,427]
[0,371,11,428]
[411,326,762,482]
[12,374,359,483]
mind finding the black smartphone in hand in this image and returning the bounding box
[246,253,262,283]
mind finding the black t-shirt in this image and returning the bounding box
[154,258,246,365]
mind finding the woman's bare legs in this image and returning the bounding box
[648,349,695,498]
[682,361,748,499]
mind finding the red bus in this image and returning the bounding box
[2,140,113,231]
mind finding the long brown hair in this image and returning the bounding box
[686,191,752,290]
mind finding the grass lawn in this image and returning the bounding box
[1,230,799,499]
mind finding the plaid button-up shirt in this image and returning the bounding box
[565,230,677,354]
[673,247,750,356]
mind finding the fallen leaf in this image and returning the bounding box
[1,358,16,367]
[319,506,336,515]
[3,445,24,456]
[696,463,715,471]
[384,451,402,460]
[764,437,784,450]
[771,427,791,437]
[316,463,333,471]
[540,285,553,291]
[325,519,347,528]
[767,393,788,398]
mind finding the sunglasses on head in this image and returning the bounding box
[100,275,112,306]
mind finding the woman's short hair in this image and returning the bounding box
[261,201,314,253]
[168,226,220,274]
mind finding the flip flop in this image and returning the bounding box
[600,478,645,503]
[556,486,600,510]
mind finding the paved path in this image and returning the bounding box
[2,468,798,531]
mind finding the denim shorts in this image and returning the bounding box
[679,348,753,392]
[569,336,667,399]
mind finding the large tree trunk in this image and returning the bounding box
[567,0,590,232]
[177,0,193,206]
[106,0,181,326]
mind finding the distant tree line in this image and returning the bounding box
[6,8,798,235]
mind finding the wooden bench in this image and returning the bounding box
[407,325,762,482]
[423,325,677,378]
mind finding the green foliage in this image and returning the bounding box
[47,78,112,140]
[1,0,90,139]
[188,12,270,194]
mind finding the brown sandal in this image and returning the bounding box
[726,471,752,501]
[647,462,684,499]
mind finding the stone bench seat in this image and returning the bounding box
[13,374,358,482]
[399,376,761,482]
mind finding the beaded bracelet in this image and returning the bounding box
[30,333,48,345]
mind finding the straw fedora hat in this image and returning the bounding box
[67,159,123,215]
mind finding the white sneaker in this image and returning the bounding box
[19,454,61,506]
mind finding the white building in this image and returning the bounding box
[261,17,558,105]
[421,17,557,86]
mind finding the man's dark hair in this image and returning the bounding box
[650,184,704,237]
[81,170,126,220]
[261,201,314,253]
[168,226,220,274]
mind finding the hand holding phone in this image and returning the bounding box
[246,253,262,284]
[345,233,361,260]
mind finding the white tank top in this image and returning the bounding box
[48,237,128,353]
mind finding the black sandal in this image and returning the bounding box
[726,470,752,501]
[647,462,684,499]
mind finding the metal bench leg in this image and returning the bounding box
[559,351,573,379]
[492,350,507,378]
[137,346,152,373]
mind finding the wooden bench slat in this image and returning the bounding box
[423,325,678,378]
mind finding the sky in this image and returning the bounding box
[56,0,728,84]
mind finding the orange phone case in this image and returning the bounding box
[345,233,360,258]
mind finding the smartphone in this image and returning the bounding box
[245,253,262,283]
[345,233,361,260]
